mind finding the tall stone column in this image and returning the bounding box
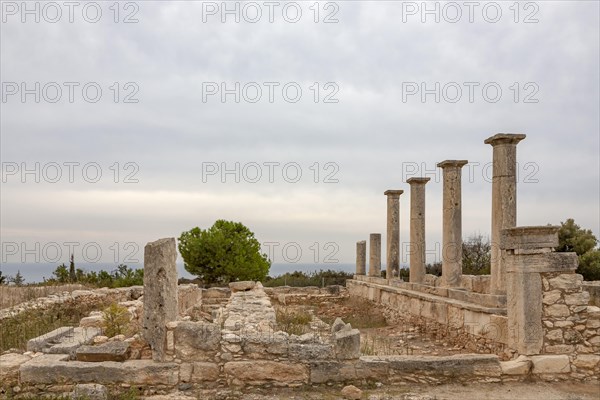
[502,226,577,355]
[356,240,366,275]
[369,233,381,277]
[407,177,430,283]
[384,190,403,280]
[485,133,526,295]
[437,160,468,287]
[142,238,178,362]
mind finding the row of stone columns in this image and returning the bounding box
[355,133,526,292]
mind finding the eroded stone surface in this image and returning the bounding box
[76,341,131,362]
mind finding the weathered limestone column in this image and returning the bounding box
[486,133,526,295]
[437,160,468,287]
[384,190,403,280]
[407,177,430,283]
[502,226,577,355]
[142,238,178,361]
[369,233,381,277]
[356,240,366,275]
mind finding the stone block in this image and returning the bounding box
[500,355,532,375]
[142,238,178,362]
[573,354,600,369]
[310,361,358,383]
[229,281,256,292]
[530,355,570,374]
[341,384,362,399]
[565,291,590,306]
[190,362,220,382]
[174,321,221,361]
[548,274,583,291]
[80,315,104,328]
[224,361,308,384]
[334,328,361,359]
[545,304,570,318]
[27,326,73,352]
[289,343,334,360]
[0,353,31,385]
[76,341,131,362]
[542,290,562,305]
[71,384,108,400]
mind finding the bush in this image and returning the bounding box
[102,303,130,337]
[263,269,353,287]
[556,219,600,281]
[275,307,312,335]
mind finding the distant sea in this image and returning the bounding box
[0,262,355,284]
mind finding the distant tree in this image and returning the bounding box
[426,262,442,277]
[69,254,76,282]
[178,220,271,285]
[11,270,25,286]
[557,219,600,281]
[0,270,6,285]
[52,264,70,283]
[462,234,491,275]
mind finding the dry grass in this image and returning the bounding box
[275,306,313,336]
[0,284,87,309]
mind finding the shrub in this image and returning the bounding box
[102,303,130,337]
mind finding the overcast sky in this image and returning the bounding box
[1,1,599,274]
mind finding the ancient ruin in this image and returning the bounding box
[1,132,598,398]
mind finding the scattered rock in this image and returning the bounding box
[71,383,108,400]
[229,281,256,292]
[341,384,362,399]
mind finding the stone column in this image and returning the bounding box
[356,240,366,275]
[437,160,468,287]
[384,190,403,280]
[142,237,178,362]
[485,133,526,295]
[369,233,381,277]
[407,177,430,283]
[502,226,577,355]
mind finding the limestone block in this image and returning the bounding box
[548,274,583,291]
[573,354,600,369]
[331,317,346,334]
[190,362,220,382]
[500,355,532,375]
[545,329,563,341]
[289,343,334,360]
[229,281,256,292]
[565,291,590,306]
[531,355,570,374]
[0,353,31,385]
[542,290,562,305]
[76,341,131,362]
[80,315,104,328]
[224,361,308,384]
[310,361,358,383]
[71,384,108,400]
[142,238,178,362]
[544,344,574,354]
[334,328,361,359]
[174,321,221,361]
[545,304,570,318]
[27,326,73,352]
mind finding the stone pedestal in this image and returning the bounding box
[407,178,430,283]
[485,133,526,295]
[369,233,382,277]
[437,160,468,287]
[502,226,577,355]
[356,241,366,275]
[142,238,178,361]
[384,190,403,280]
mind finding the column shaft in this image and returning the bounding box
[437,160,468,287]
[356,240,366,275]
[407,178,430,283]
[485,133,526,295]
[384,190,403,279]
[369,233,382,277]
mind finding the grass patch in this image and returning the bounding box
[275,306,313,336]
[0,297,112,352]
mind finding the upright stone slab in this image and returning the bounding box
[356,240,366,275]
[437,160,468,287]
[502,226,577,355]
[407,177,430,283]
[384,190,403,280]
[142,238,178,361]
[485,133,526,295]
[369,233,382,277]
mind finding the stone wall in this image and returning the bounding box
[347,276,508,356]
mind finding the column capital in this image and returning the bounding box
[484,133,526,146]
[437,160,468,169]
[501,225,559,252]
[384,189,404,197]
[407,177,431,185]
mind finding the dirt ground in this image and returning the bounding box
[186,381,600,400]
